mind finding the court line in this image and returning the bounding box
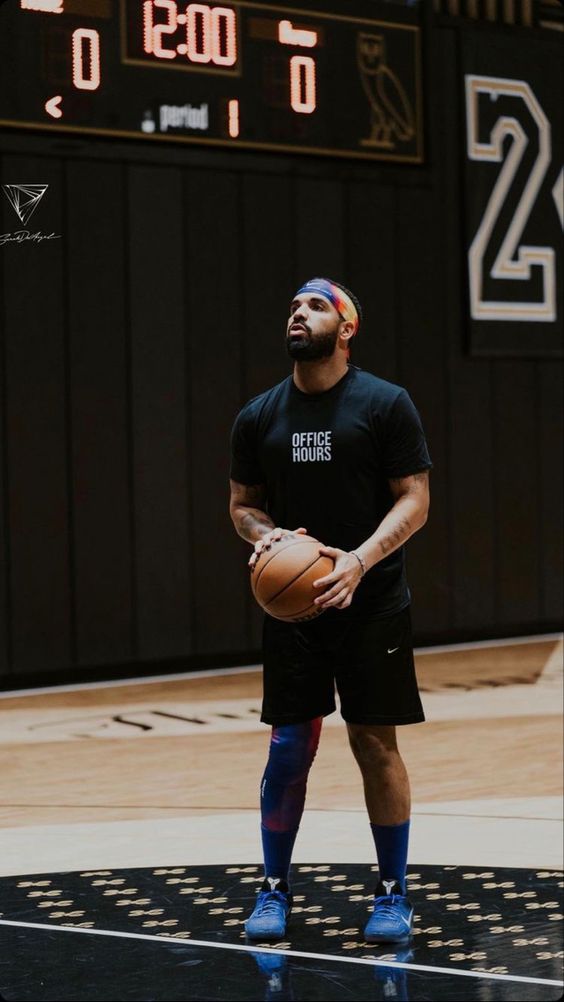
[0,664,264,698]
[0,632,561,699]
[1,803,561,822]
[0,919,561,987]
[414,633,562,655]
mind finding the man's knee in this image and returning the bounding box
[265,719,322,785]
[346,723,398,768]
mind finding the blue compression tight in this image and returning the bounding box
[260,718,323,884]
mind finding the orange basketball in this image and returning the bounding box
[250,533,334,623]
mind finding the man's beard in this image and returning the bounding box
[285,327,338,360]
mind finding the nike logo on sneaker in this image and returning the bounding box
[387,647,400,654]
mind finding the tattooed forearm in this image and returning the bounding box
[379,517,412,556]
[236,508,275,543]
[354,490,428,572]
[229,479,274,543]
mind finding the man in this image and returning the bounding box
[229,277,431,944]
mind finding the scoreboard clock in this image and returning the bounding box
[0,0,423,162]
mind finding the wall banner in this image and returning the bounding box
[462,30,563,357]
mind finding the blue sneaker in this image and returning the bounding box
[244,877,292,941]
[364,879,414,944]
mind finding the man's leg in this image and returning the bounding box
[245,717,322,940]
[347,722,414,943]
[347,723,410,822]
[260,717,323,882]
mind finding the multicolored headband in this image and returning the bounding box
[295,279,359,335]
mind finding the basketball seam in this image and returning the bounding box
[253,538,320,592]
[274,603,321,620]
[264,554,327,606]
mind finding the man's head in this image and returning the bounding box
[286,278,362,361]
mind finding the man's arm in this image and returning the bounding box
[313,470,430,610]
[357,470,430,571]
[229,479,274,544]
[229,479,309,567]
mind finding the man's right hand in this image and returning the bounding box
[248,527,308,569]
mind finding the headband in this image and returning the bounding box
[295,279,359,335]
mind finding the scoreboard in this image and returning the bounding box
[0,0,423,161]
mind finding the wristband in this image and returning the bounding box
[350,550,366,576]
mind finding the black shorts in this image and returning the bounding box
[261,603,425,727]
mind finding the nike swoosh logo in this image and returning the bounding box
[387,647,400,654]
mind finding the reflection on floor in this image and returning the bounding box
[1,925,562,1002]
[0,863,562,1001]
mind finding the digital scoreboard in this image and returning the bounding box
[0,0,423,162]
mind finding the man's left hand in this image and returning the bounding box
[312,546,364,610]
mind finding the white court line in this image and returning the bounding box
[0,919,561,988]
[414,632,562,655]
[0,632,561,699]
[0,664,263,698]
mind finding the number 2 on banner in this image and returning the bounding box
[465,75,556,322]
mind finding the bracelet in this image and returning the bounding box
[349,550,367,576]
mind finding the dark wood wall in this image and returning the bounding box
[0,22,561,685]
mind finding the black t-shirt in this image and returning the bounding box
[230,364,432,615]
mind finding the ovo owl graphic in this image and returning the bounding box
[357,33,415,150]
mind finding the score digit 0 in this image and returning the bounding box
[278,20,318,115]
[72,28,101,90]
[290,55,316,114]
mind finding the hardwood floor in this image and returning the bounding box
[0,636,561,874]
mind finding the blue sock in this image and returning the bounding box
[370,819,410,894]
[260,824,299,883]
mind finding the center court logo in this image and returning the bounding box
[1,183,61,247]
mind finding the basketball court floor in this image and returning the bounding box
[0,634,562,1000]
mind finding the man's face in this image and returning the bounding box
[286,293,342,360]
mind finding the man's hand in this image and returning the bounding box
[312,546,364,610]
[248,527,308,569]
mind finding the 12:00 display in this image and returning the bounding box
[142,1,238,66]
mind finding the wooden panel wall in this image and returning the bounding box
[67,161,132,666]
[1,155,71,674]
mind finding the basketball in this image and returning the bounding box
[250,533,335,622]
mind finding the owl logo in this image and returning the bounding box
[357,33,415,149]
